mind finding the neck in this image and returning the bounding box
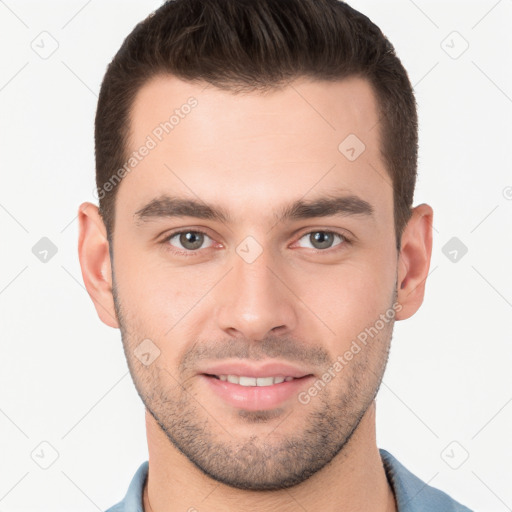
[143,401,396,512]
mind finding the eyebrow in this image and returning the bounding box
[134,193,374,225]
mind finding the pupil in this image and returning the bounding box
[312,232,332,249]
[181,231,203,249]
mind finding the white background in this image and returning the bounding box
[0,0,511,510]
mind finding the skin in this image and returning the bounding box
[78,75,433,511]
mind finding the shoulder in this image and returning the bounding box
[104,461,149,512]
[104,505,124,512]
[379,449,473,512]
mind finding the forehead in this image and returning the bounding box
[128,74,381,153]
[117,74,391,229]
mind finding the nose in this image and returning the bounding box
[214,246,298,341]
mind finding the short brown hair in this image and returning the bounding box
[95,0,418,249]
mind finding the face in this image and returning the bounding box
[109,75,400,490]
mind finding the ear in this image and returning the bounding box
[395,203,433,321]
[77,202,119,328]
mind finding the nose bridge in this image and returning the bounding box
[215,242,298,340]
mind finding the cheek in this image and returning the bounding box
[114,249,214,340]
[113,251,169,331]
[298,254,396,343]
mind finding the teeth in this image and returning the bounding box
[216,375,294,386]
[239,376,257,386]
[256,377,274,386]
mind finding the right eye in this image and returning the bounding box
[161,230,217,255]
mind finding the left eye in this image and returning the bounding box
[295,231,347,250]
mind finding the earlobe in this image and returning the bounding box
[77,202,119,328]
[395,203,434,321]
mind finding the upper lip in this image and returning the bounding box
[199,361,312,379]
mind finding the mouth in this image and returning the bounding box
[200,371,315,411]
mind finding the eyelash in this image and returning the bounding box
[160,229,352,257]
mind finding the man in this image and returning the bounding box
[77,0,473,510]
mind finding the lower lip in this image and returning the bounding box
[200,374,314,411]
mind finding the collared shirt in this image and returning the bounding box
[105,448,473,511]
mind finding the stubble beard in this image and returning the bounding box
[112,276,395,491]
